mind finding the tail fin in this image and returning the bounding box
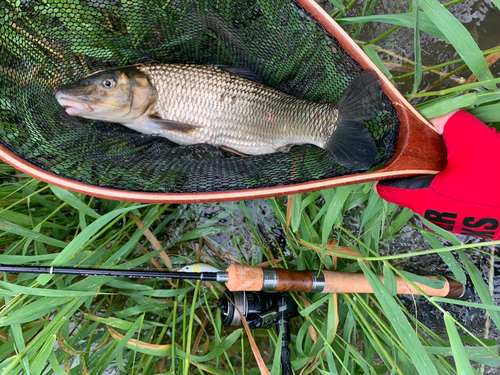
[324,70,381,170]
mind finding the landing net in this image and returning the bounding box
[0,0,399,193]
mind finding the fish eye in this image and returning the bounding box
[102,77,116,89]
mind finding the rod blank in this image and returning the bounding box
[0,264,220,281]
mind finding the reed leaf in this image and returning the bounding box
[338,13,447,41]
[419,0,495,89]
[444,313,475,375]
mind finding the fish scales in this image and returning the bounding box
[138,64,338,154]
[55,63,381,170]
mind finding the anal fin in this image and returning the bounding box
[275,144,294,153]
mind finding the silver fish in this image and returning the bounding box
[55,64,381,170]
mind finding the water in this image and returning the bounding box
[322,0,500,98]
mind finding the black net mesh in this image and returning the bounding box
[0,0,399,194]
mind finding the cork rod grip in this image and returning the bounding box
[225,264,264,291]
[321,271,464,298]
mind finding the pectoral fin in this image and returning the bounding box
[147,116,200,134]
[218,145,248,156]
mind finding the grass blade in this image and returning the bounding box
[359,260,439,375]
[328,0,345,13]
[421,231,467,284]
[50,186,101,219]
[470,102,500,123]
[0,279,103,297]
[0,297,73,326]
[0,219,67,248]
[444,313,475,375]
[362,45,393,80]
[418,93,478,118]
[36,204,147,285]
[31,333,57,375]
[48,351,68,375]
[96,316,144,372]
[412,0,422,95]
[338,13,447,41]
[322,187,351,248]
[419,0,495,88]
[382,263,397,296]
[457,250,500,330]
[270,325,283,375]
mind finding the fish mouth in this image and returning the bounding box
[56,97,94,116]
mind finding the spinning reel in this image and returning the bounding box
[219,290,299,375]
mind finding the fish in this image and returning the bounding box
[55,63,381,170]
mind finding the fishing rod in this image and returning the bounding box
[0,263,466,298]
[0,263,466,375]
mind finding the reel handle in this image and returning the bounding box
[225,264,465,298]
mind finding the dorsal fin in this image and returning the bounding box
[215,66,264,83]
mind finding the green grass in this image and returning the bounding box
[1,0,500,374]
